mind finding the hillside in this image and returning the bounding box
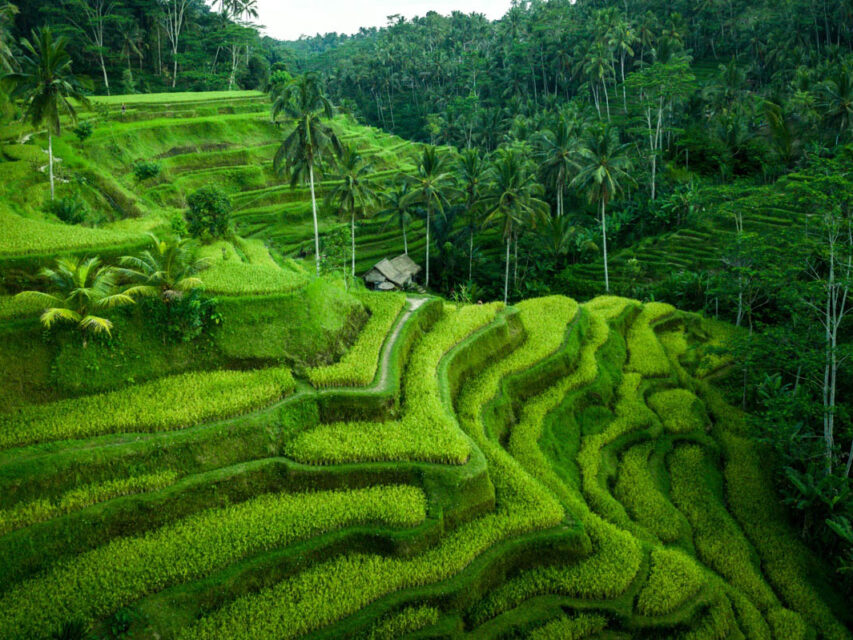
[1,88,851,639]
[1,287,850,638]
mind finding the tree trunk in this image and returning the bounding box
[48,130,55,201]
[351,210,356,282]
[503,234,511,305]
[603,81,611,121]
[601,198,609,292]
[172,50,178,88]
[309,165,321,276]
[99,52,110,95]
[403,223,408,255]
[513,232,519,289]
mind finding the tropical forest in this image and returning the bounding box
[0,0,851,638]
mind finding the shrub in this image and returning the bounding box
[186,186,232,242]
[0,367,296,449]
[72,121,93,144]
[44,195,88,225]
[132,160,161,182]
[0,486,426,638]
[138,289,221,343]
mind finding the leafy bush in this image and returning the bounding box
[186,186,232,241]
[308,292,406,388]
[0,486,426,638]
[44,195,88,225]
[138,289,221,343]
[72,121,93,144]
[0,471,178,535]
[0,367,296,449]
[132,160,161,182]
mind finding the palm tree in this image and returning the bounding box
[3,28,90,200]
[0,2,18,72]
[15,257,136,346]
[115,234,208,302]
[571,125,635,293]
[608,18,638,112]
[326,144,377,280]
[818,64,853,145]
[536,114,581,219]
[482,148,548,304]
[379,183,416,255]
[403,147,455,288]
[457,148,487,282]
[272,73,342,276]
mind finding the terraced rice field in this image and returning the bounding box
[0,91,440,285]
[1,293,848,639]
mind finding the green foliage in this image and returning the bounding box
[131,159,161,182]
[72,121,93,144]
[308,292,406,388]
[0,486,426,639]
[186,186,232,241]
[44,194,89,225]
[0,366,295,449]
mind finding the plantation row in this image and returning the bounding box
[0,292,849,639]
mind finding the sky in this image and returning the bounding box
[255,1,514,41]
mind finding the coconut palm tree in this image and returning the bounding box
[403,147,455,288]
[326,144,377,280]
[570,124,635,293]
[379,182,416,255]
[818,64,853,145]
[482,148,548,304]
[3,27,90,200]
[115,234,208,302]
[272,73,342,276]
[0,2,18,72]
[457,148,487,282]
[15,257,136,346]
[536,114,581,219]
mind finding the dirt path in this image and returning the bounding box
[373,296,427,390]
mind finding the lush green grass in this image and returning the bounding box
[0,367,295,449]
[90,91,265,105]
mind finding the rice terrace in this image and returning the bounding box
[0,1,852,639]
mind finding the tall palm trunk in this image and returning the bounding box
[48,129,55,201]
[99,52,110,95]
[402,223,408,255]
[351,210,357,282]
[309,164,320,276]
[503,234,511,305]
[601,198,609,292]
